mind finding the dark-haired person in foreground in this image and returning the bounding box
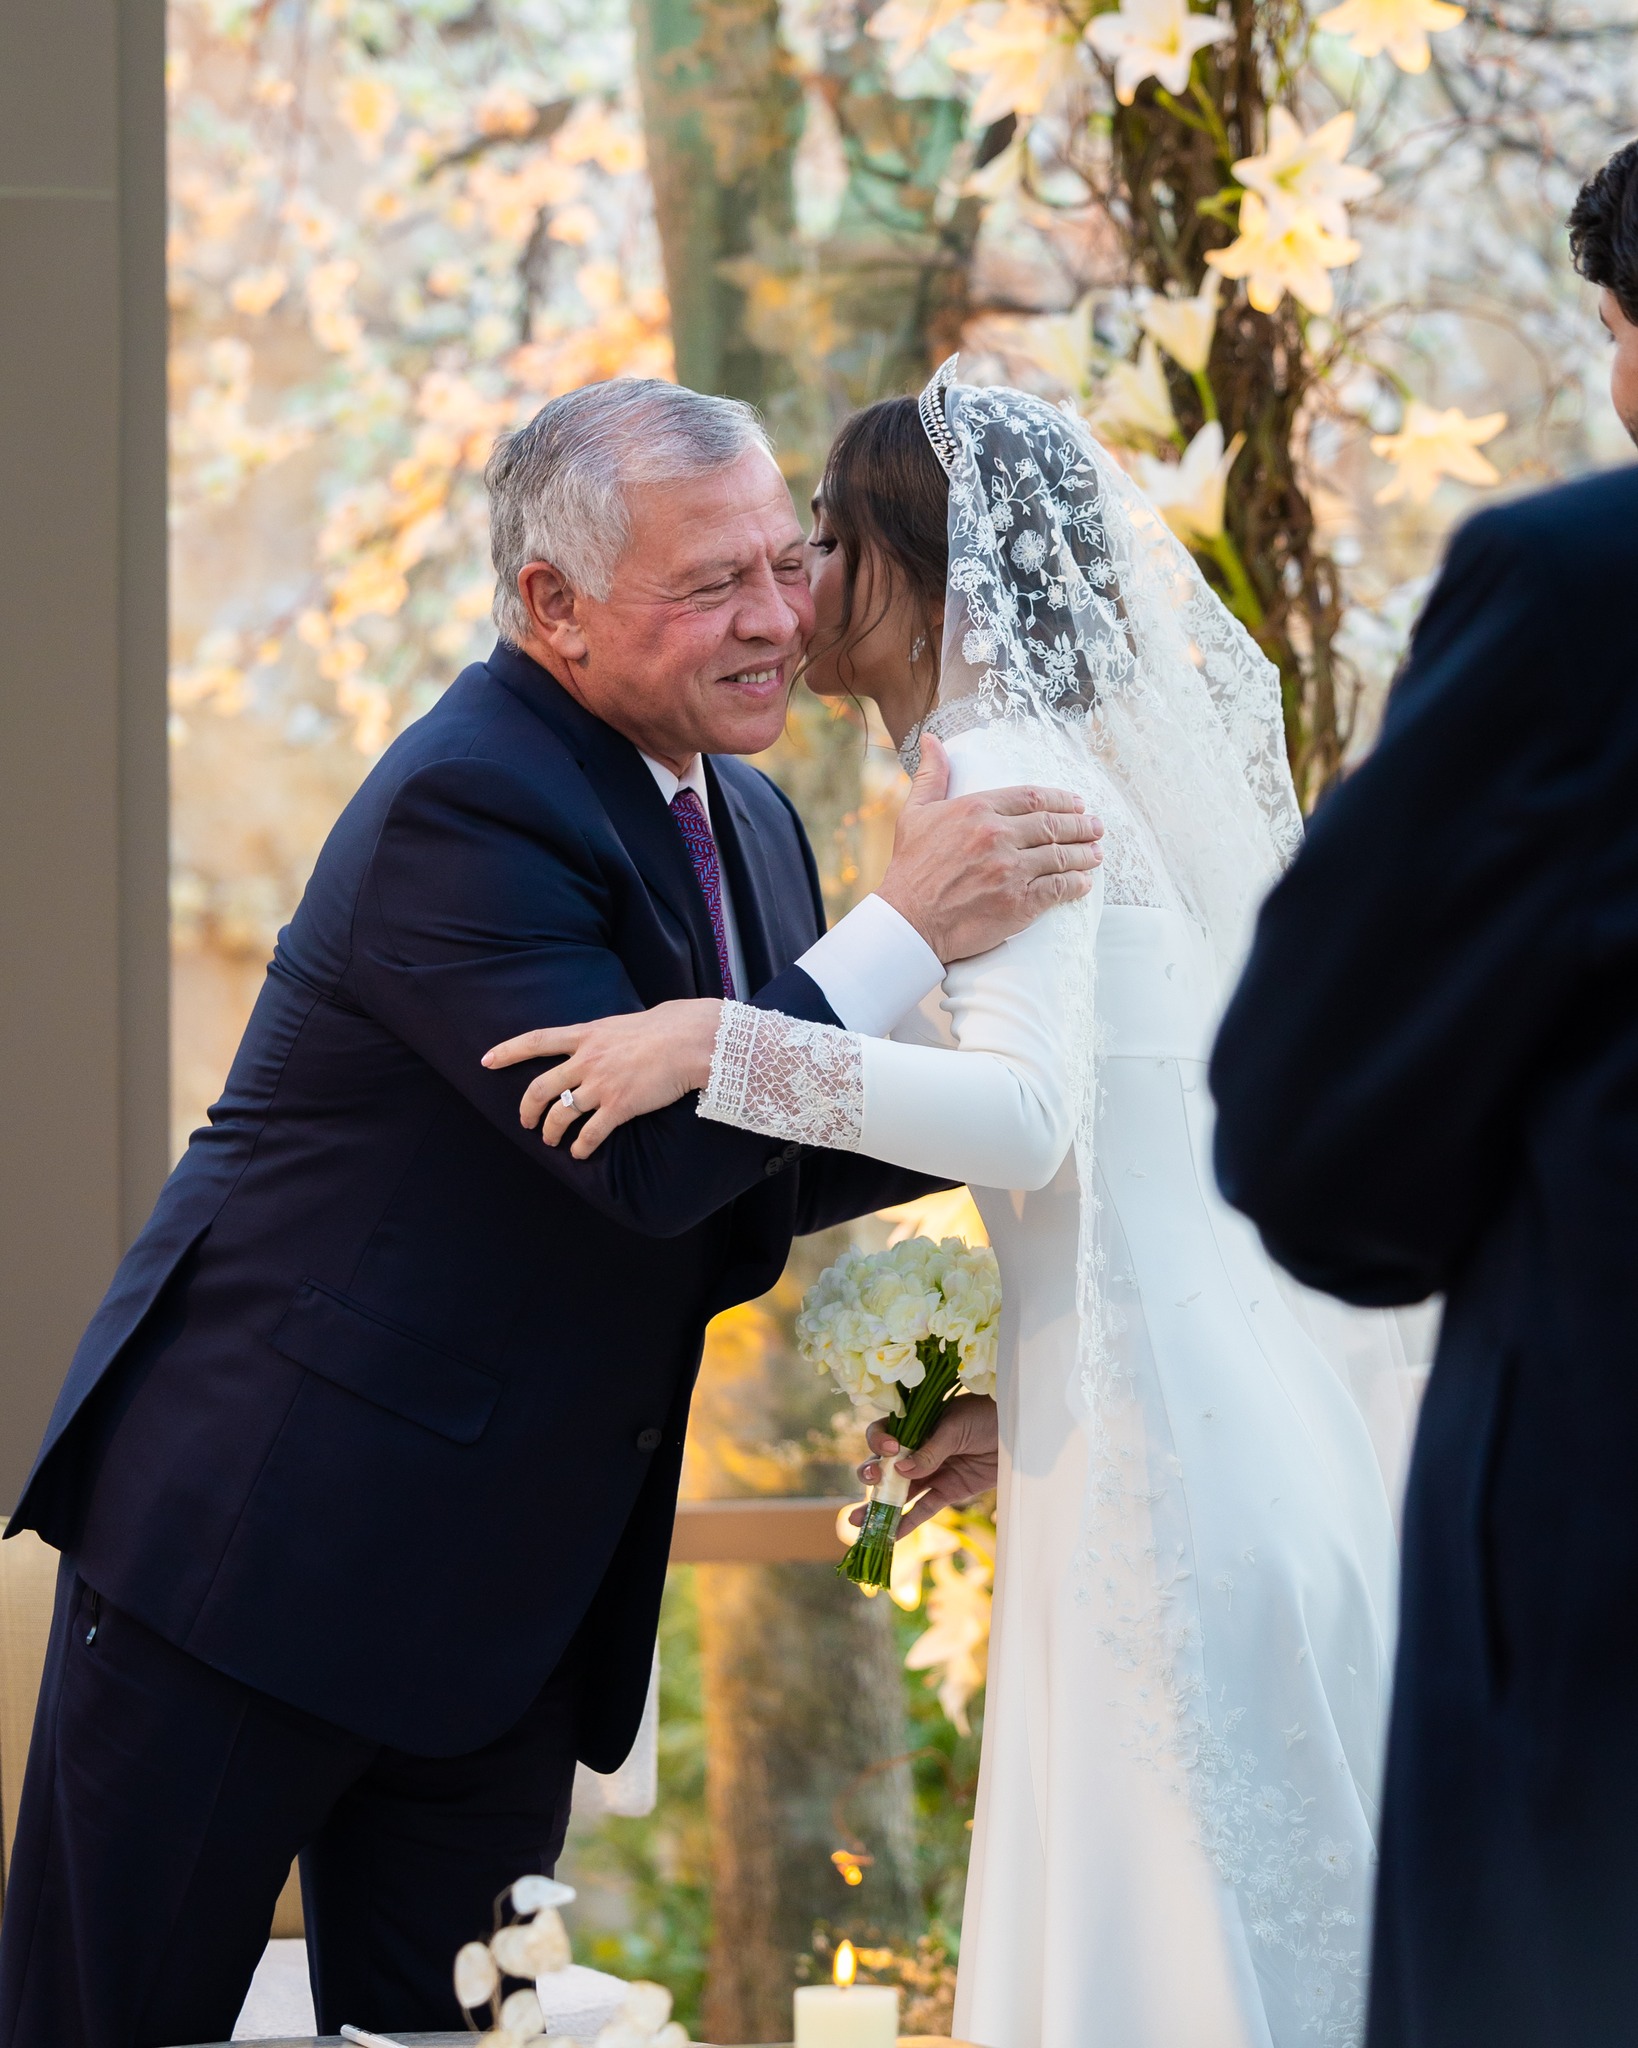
[1210,139,1638,2048]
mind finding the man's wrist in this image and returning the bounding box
[795,894,946,1036]
[875,877,941,960]
[684,998,723,1091]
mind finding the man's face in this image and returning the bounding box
[1599,287,1638,448]
[518,448,814,768]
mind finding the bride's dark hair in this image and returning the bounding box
[812,396,949,708]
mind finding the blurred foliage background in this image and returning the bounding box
[167,0,1635,2033]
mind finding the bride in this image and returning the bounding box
[487,363,1409,2048]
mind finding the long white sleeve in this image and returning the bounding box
[698,728,1098,1192]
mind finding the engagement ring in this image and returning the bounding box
[559,1088,578,1112]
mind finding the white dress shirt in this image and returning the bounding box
[639,752,943,1035]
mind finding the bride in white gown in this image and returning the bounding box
[499,365,1414,2048]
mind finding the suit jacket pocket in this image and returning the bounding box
[272,1279,503,1444]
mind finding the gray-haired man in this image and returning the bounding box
[0,380,1099,2048]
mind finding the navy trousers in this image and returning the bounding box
[0,1563,581,2048]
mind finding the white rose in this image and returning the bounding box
[959,1322,998,1397]
[878,1290,936,1349]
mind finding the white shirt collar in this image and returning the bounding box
[640,750,713,825]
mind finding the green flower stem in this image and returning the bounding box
[1189,78,1236,170]
[838,1338,964,1592]
[1192,368,1219,424]
[1195,187,1244,229]
[1153,88,1212,141]
[1206,528,1264,629]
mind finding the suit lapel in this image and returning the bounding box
[485,645,720,993]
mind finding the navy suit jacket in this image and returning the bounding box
[1210,467,1638,2047]
[11,645,935,1762]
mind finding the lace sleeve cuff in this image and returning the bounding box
[696,1001,865,1152]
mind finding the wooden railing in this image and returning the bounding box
[669,1497,854,1564]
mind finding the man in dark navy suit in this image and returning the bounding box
[0,380,1101,2048]
[1211,142,1638,2048]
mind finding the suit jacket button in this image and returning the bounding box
[636,1428,663,1452]
[763,1156,783,1177]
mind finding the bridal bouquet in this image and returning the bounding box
[797,1235,1000,1592]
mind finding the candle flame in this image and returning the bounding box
[834,1940,857,1990]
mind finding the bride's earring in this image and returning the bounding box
[909,634,927,664]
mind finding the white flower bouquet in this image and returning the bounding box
[796,1235,1000,1591]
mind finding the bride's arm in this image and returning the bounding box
[699,731,1099,1190]
[699,895,1086,1188]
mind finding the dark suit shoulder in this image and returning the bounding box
[1449,462,1638,587]
[275,665,597,995]
[1381,463,1638,762]
[361,661,569,788]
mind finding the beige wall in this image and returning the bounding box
[0,2,168,1510]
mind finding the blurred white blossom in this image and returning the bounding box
[1134,422,1243,543]
[1315,0,1465,73]
[1092,335,1181,446]
[1085,0,1233,106]
[1139,270,1221,376]
[1371,402,1507,503]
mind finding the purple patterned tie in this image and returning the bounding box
[670,787,737,999]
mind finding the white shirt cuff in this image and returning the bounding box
[795,893,945,1037]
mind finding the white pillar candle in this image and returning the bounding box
[793,1981,899,2048]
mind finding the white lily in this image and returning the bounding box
[867,0,978,71]
[905,1547,993,1734]
[1206,190,1360,316]
[1315,0,1465,72]
[1092,335,1180,446]
[1231,107,1381,239]
[1085,0,1233,106]
[977,295,1097,395]
[948,0,1084,124]
[1134,420,1243,544]
[1139,268,1221,374]
[1370,401,1506,504]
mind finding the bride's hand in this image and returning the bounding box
[854,1394,998,1537]
[482,1000,723,1159]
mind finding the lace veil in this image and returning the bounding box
[914,355,1302,985]
[911,360,1305,1406]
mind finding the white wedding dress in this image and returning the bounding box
[700,728,1403,2048]
[694,368,1418,2047]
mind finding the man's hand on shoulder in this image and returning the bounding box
[877,733,1104,963]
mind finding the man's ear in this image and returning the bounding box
[519,560,590,664]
